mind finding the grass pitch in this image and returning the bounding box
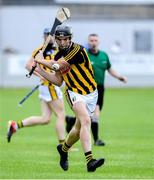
[0,88,154,179]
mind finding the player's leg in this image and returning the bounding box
[22,100,52,126]
[57,117,80,171]
[65,115,76,133]
[20,84,53,126]
[65,118,80,145]
[91,84,105,146]
[57,90,105,172]
[72,101,105,172]
[73,101,92,151]
[91,105,105,146]
[64,93,92,152]
[91,105,100,143]
[48,99,65,144]
[7,100,52,142]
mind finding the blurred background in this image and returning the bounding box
[0,0,154,88]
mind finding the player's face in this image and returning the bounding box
[55,36,71,50]
[88,36,100,51]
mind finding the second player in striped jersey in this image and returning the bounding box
[7,28,66,144]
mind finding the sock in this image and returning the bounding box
[59,139,65,144]
[62,142,71,152]
[91,121,98,142]
[17,121,23,129]
[85,151,93,164]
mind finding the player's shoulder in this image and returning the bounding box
[72,43,86,52]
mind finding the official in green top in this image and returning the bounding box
[88,33,127,146]
[88,46,111,85]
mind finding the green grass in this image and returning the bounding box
[0,88,154,179]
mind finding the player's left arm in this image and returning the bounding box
[34,51,70,71]
[108,67,127,83]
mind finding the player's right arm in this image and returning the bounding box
[35,63,63,86]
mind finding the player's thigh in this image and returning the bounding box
[73,101,90,125]
[40,100,52,119]
[94,105,100,117]
[48,99,64,116]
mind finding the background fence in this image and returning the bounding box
[0,53,154,87]
[0,3,154,87]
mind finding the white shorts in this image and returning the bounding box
[39,85,63,102]
[65,89,98,116]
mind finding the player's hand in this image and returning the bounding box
[31,61,37,68]
[119,76,127,83]
[57,57,71,73]
[35,63,42,74]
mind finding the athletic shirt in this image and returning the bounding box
[54,42,97,95]
[88,50,111,85]
[32,44,58,86]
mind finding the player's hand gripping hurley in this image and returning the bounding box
[26,7,70,78]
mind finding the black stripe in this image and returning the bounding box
[70,69,90,94]
[82,51,95,79]
[81,50,95,81]
[33,47,42,58]
[76,64,95,91]
[65,44,80,61]
[66,90,73,106]
[48,86,53,99]
[65,81,73,92]
[66,74,76,89]
[85,151,92,156]
[62,8,69,19]
[85,59,95,79]
[64,142,71,148]
[66,74,83,94]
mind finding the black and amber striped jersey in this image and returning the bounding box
[54,42,97,95]
[32,44,57,86]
